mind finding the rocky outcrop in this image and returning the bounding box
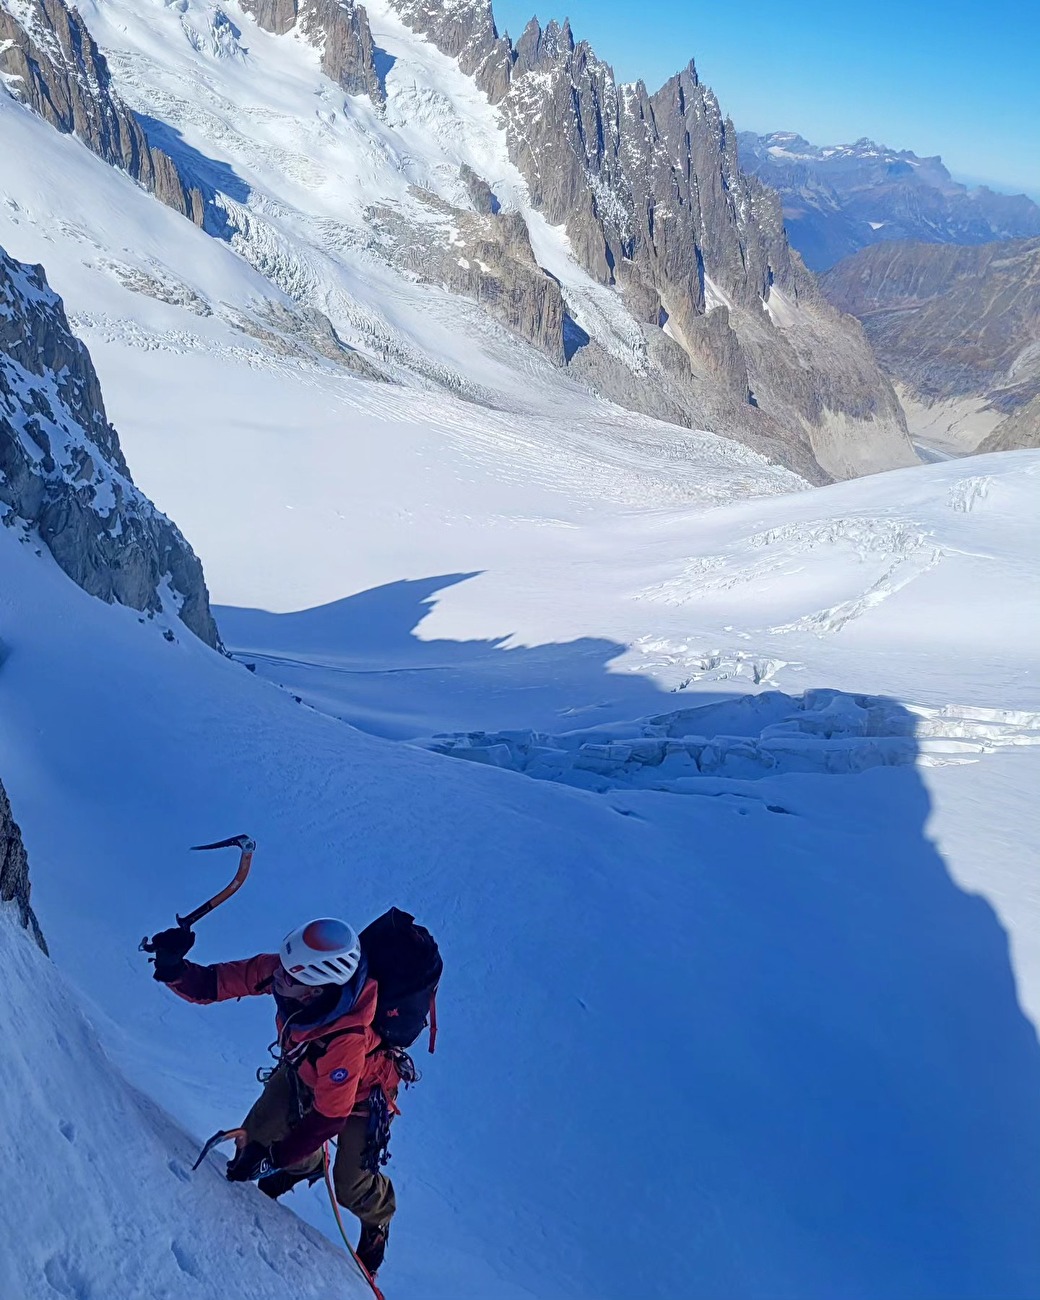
[239,0,299,36]
[391,0,513,98]
[460,163,498,215]
[822,238,1040,453]
[977,394,1040,453]
[739,132,1040,273]
[300,0,384,104]
[384,0,915,481]
[0,0,205,223]
[0,246,221,646]
[240,0,384,104]
[369,179,567,362]
[0,779,46,953]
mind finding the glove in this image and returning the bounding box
[144,926,196,983]
[226,1140,275,1183]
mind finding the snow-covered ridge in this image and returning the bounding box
[380,0,915,478]
[0,0,205,221]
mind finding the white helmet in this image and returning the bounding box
[280,918,361,986]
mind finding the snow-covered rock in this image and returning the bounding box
[0,0,204,221]
[0,244,220,645]
[1,0,915,480]
[0,777,45,950]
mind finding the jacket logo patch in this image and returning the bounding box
[330,1068,350,1083]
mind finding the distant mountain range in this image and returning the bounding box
[822,238,1040,453]
[738,132,1040,272]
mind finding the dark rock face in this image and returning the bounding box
[460,163,499,215]
[300,0,384,104]
[740,132,1040,273]
[977,394,1040,453]
[0,246,221,646]
[0,779,46,954]
[0,0,205,223]
[822,237,1040,453]
[239,0,299,36]
[385,0,914,480]
[240,0,384,104]
[369,183,567,363]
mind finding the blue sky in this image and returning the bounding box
[490,0,1040,198]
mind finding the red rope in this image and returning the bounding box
[322,1143,386,1300]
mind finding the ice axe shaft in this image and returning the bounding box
[177,834,256,928]
[140,834,256,953]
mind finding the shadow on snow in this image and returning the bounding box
[215,573,689,739]
[216,574,1040,1297]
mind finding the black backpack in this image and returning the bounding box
[360,908,442,1053]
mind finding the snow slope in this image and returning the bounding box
[2,442,1040,1298]
[212,451,1040,734]
[0,910,373,1300]
[2,6,1039,1290]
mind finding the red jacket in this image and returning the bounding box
[170,953,399,1165]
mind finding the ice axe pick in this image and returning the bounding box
[178,833,256,927]
[140,833,256,951]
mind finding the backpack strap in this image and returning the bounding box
[303,1023,366,1066]
[428,988,438,1055]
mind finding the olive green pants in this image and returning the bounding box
[243,1066,396,1229]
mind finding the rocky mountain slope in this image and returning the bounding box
[977,392,1040,453]
[0,244,221,644]
[0,0,915,482]
[0,778,45,951]
[822,238,1040,453]
[378,1,914,480]
[740,132,1040,273]
[0,0,204,221]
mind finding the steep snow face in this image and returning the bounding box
[2,443,1040,1298]
[0,910,375,1300]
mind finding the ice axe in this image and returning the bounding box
[140,834,256,952]
[191,1126,247,1171]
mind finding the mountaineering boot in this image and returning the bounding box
[356,1221,389,1275]
[258,1166,321,1200]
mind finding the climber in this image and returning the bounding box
[147,918,399,1277]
